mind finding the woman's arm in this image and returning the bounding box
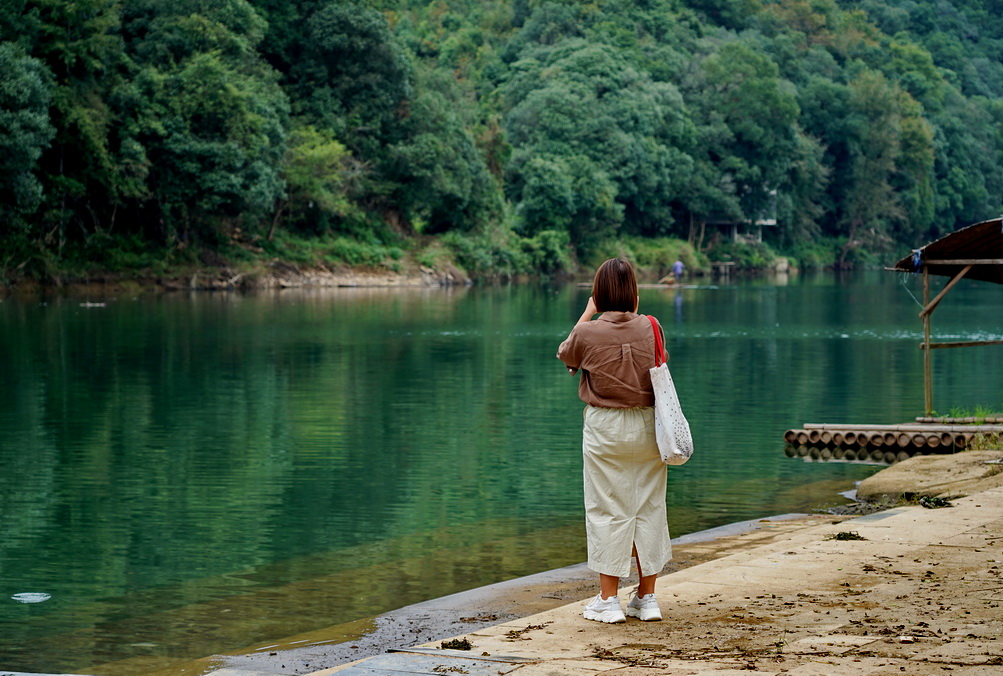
[558,297,598,374]
[576,296,598,325]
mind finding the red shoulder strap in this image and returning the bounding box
[647,315,666,366]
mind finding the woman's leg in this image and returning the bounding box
[599,573,619,599]
[633,545,657,596]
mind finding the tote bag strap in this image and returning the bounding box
[647,315,666,367]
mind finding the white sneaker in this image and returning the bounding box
[626,592,662,621]
[583,594,626,623]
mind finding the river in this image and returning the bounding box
[1,270,1000,673]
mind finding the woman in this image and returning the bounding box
[557,258,671,624]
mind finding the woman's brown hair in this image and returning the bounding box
[592,258,638,312]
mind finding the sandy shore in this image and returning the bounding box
[211,515,830,674]
[203,448,1003,676]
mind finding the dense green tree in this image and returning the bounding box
[891,97,935,243]
[503,39,694,246]
[272,125,360,238]
[123,0,268,66]
[0,43,55,230]
[245,0,323,75]
[385,75,499,233]
[792,75,851,229]
[851,0,1003,98]
[500,1,582,62]
[116,0,288,244]
[774,129,830,246]
[927,92,1003,235]
[683,40,801,226]
[12,0,129,243]
[839,69,909,262]
[290,2,413,150]
[4,0,1003,275]
[687,0,762,31]
[509,154,575,234]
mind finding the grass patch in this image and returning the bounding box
[784,236,841,269]
[969,432,1003,452]
[947,405,1003,424]
[262,231,405,271]
[585,236,707,277]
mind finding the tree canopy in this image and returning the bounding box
[2,0,1003,275]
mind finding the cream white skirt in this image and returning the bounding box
[582,406,672,578]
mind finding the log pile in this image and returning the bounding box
[783,423,1003,464]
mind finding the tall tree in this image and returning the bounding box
[116,0,288,244]
[385,72,499,233]
[840,69,906,262]
[0,42,55,232]
[684,40,800,226]
[12,0,128,244]
[289,1,414,152]
[272,124,360,238]
[503,40,694,248]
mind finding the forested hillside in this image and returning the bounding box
[2,0,1002,282]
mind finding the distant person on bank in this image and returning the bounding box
[557,258,671,624]
[672,259,684,280]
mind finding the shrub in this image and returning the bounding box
[584,236,705,277]
[706,239,777,270]
[521,229,572,275]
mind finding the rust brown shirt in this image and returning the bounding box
[557,312,664,408]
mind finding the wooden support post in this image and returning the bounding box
[919,264,973,319]
[923,267,933,415]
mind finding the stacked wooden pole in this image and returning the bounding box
[783,423,1003,464]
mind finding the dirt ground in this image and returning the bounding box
[209,516,838,674]
[209,449,1003,676]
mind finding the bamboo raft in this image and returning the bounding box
[783,421,1003,464]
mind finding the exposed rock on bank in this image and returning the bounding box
[156,261,471,291]
[857,449,1003,502]
[0,261,474,294]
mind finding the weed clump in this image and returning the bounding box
[919,496,952,509]
[827,531,867,541]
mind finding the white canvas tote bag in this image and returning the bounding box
[647,315,693,466]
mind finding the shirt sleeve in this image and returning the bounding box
[557,324,585,369]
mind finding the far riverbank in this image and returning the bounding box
[0,232,803,294]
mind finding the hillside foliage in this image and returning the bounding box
[2,0,1002,278]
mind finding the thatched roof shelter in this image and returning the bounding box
[890,217,1003,414]
[891,217,1003,284]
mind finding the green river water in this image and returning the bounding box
[1,270,1000,673]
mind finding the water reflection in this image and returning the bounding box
[0,272,1000,673]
